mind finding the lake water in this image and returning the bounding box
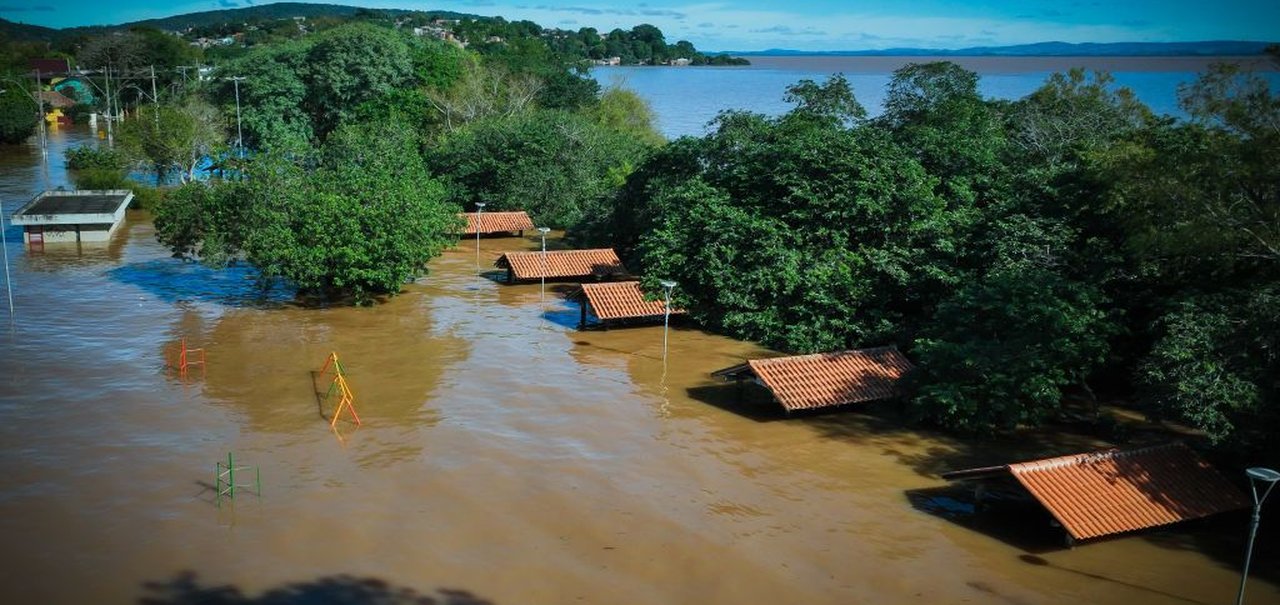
[592,55,1280,139]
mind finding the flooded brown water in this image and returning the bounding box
[1,126,1278,605]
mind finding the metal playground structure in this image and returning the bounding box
[215,451,260,507]
[317,352,362,428]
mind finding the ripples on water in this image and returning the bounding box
[0,112,1277,605]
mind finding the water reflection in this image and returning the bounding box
[110,258,292,307]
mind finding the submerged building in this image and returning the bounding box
[10,190,134,246]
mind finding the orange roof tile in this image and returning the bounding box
[712,346,914,412]
[460,211,535,235]
[946,443,1249,541]
[577,281,686,321]
[1008,443,1248,540]
[495,248,626,281]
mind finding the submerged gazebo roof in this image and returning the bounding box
[711,346,914,412]
[942,442,1248,542]
[11,190,133,226]
[573,281,686,323]
[460,211,535,235]
[495,248,625,282]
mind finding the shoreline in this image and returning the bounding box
[595,54,1278,74]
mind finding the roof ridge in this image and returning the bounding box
[749,345,901,366]
[1012,442,1185,472]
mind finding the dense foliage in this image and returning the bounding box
[154,123,458,303]
[576,58,1279,459]
[449,20,748,66]
[0,83,38,143]
[119,98,225,183]
[428,108,655,228]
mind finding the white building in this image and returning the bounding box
[10,190,133,245]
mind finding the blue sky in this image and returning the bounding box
[2,0,1277,51]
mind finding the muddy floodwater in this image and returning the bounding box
[2,127,1278,605]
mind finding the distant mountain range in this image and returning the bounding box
[725,41,1276,57]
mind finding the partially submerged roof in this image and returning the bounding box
[943,442,1248,541]
[495,248,626,281]
[711,346,914,412]
[10,190,133,226]
[38,90,76,109]
[574,281,686,321]
[460,211,535,235]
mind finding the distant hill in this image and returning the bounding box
[0,18,62,42]
[120,2,478,32]
[1,3,480,40]
[727,41,1277,57]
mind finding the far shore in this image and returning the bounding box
[740,54,1278,73]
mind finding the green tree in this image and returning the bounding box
[0,83,38,144]
[881,61,1006,206]
[594,79,956,353]
[428,109,653,228]
[783,74,866,126]
[589,86,664,146]
[910,263,1112,432]
[425,61,542,133]
[155,123,458,304]
[119,98,225,184]
[1139,292,1272,444]
[301,23,415,139]
[217,41,312,150]
[153,178,251,268]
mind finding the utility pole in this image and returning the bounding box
[33,68,47,155]
[228,76,245,155]
[103,64,114,146]
[1,202,13,321]
[150,65,159,129]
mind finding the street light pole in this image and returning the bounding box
[659,280,676,361]
[1237,466,1280,605]
[537,227,550,304]
[474,202,485,275]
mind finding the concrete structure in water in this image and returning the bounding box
[10,190,133,246]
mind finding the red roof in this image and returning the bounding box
[576,281,686,321]
[947,443,1249,541]
[496,249,625,281]
[29,58,71,76]
[460,211,535,235]
[712,346,914,412]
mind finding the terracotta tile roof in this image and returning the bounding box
[576,281,686,321]
[949,442,1249,541]
[495,248,626,281]
[460,211,535,235]
[711,346,914,412]
[38,90,75,109]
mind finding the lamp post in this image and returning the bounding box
[474,202,485,275]
[659,280,676,361]
[1237,466,1280,605]
[537,227,550,304]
